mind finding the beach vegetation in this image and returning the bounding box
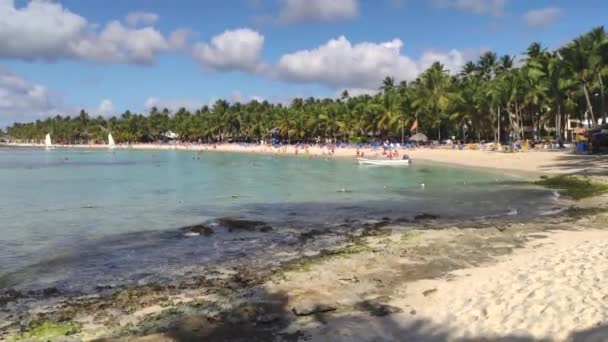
[536,175,608,199]
[8,321,80,342]
[4,27,608,146]
[400,230,423,243]
[278,241,374,276]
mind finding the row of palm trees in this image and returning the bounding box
[5,27,607,145]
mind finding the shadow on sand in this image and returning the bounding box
[538,154,608,176]
[94,286,608,342]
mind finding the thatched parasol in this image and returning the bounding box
[409,132,428,142]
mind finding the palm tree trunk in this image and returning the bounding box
[555,103,563,140]
[582,83,596,127]
[438,120,441,142]
[496,106,500,144]
[598,74,606,125]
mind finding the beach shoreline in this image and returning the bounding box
[2,143,608,341]
[3,204,608,341]
[3,142,607,176]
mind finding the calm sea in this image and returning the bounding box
[0,147,559,293]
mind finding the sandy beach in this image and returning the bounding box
[31,204,602,342]
[4,142,608,175]
[2,143,608,341]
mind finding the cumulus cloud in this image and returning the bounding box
[432,0,506,16]
[0,1,178,64]
[97,99,114,116]
[276,0,358,23]
[125,11,159,26]
[418,48,486,74]
[523,7,561,28]
[192,28,265,72]
[0,68,63,126]
[275,36,417,89]
[274,36,478,90]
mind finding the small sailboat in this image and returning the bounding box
[108,133,115,148]
[357,157,411,166]
[44,133,54,150]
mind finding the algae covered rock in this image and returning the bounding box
[9,322,80,342]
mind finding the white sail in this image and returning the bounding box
[44,133,52,149]
[108,133,115,148]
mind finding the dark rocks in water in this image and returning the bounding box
[362,227,391,237]
[180,224,214,237]
[292,304,336,316]
[42,287,60,297]
[0,288,23,305]
[395,217,411,223]
[354,300,403,317]
[217,217,272,232]
[299,229,329,243]
[231,268,267,288]
[256,313,280,324]
[414,213,439,221]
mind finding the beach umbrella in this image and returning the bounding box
[409,133,428,142]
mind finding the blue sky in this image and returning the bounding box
[0,0,606,126]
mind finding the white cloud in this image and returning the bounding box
[125,11,159,26]
[0,1,177,64]
[274,36,478,90]
[418,48,486,74]
[230,90,264,103]
[97,99,114,116]
[0,68,63,126]
[276,0,358,23]
[192,28,264,72]
[523,7,561,29]
[432,0,506,16]
[275,36,417,89]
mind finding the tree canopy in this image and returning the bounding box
[5,27,608,145]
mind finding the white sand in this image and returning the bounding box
[397,229,608,341]
[280,229,608,341]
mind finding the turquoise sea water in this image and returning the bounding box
[0,147,559,292]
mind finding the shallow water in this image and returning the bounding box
[0,147,560,292]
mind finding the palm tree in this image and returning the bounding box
[412,62,454,141]
[560,34,597,127]
[380,76,396,93]
[586,27,608,124]
[477,51,498,80]
[276,107,293,144]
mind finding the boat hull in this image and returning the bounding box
[357,158,411,166]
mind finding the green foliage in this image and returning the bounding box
[9,322,80,342]
[535,175,608,199]
[5,27,608,145]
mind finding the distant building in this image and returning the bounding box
[163,131,179,140]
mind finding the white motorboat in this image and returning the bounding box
[357,157,411,166]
